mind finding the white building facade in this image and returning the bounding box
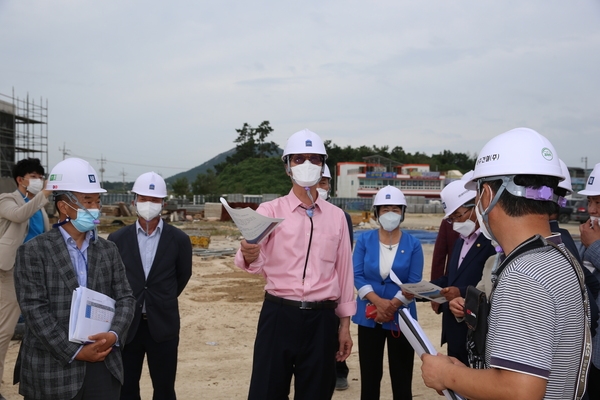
[335,161,446,199]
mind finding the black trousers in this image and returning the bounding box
[585,363,600,399]
[71,361,120,400]
[357,324,414,400]
[120,319,179,400]
[248,300,338,400]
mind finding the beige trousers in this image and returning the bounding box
[0,268,21,387]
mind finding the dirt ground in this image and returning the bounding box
[0,215,584,399]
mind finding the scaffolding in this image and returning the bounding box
[0,89,49,178]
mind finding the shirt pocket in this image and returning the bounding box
[320,234,340,263]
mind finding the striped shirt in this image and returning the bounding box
[486,241,586,399]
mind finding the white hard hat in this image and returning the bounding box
[47,158,106,193]
[281,129,327,160]
[323,164,331,179]
[461,170,475,182]
[373,185,407,207]
[557,159,572,195]
[468,128,564,188]
[579,162,600,196]
[440,179,477,218]
[132,172,167,198]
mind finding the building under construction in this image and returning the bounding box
[0,90,48,189]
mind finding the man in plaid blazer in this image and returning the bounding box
[13,158,135,400]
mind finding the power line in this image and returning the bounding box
[68,152,189,170]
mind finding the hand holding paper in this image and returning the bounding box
[400,281,448,304]
[220,198,283,244]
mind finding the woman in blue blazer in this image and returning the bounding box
[352,186,424,400]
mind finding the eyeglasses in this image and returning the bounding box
[290,154,323,166]
[446,208,472,224]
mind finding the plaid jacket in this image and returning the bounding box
[14,228,135,400]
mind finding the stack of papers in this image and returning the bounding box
[400,281,448,304]
[398,308,465,400]
[69,287,115,344]
[220,197,283,244]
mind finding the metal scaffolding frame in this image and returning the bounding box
[0,89,48,177]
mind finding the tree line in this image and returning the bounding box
[166,121,477,198]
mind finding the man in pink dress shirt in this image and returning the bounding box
[236,129,356,400]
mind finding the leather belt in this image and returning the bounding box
[264,292,337,310]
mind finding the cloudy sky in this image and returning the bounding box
[1,0,599,181]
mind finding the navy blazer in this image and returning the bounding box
[108,222,192,343]
[431,232,495,354]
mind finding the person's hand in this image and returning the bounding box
[75,336,114,363]
[89,332,117,353]
[421,353,465,392]
[374,298,397,322]
[430,302,441,313]
[336,325,353,362]
[42,180,52,198]
[402,289,415,301]
[449,297,465,318]
[580,218,600,248]
[240,240,261,264]
[440,286,460,301]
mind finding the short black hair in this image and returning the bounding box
[12,158,45,185]
[484,174,559,217]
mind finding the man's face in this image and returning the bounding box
[588,195,600,216]
[317,177,330,191]
[447,206,474,225]
[17,172,43,188]
[289,154,323,167]
[137,194,163,204]
[59,192,102,219]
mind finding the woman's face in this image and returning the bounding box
[379,205,402,216]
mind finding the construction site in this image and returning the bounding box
[0,90,48,194]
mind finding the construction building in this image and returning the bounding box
[0,90,48,192]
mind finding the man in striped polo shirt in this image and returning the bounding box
[420,128,590,399]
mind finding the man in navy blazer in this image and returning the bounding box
[108,172,192,400]
[431,177,495,366]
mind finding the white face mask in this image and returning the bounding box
[475,188,497,243]
[136,201,163,221]
[290,161,322,187]
[453,219,476,237]
[378,212,402,232]
[26,178,44,195]
[317,188,329,200]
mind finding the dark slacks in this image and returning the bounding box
[585,363,600,399]
[248,300,338,400]
[120,318,179,400]
[357,324,414,400]
[70,361,120,400]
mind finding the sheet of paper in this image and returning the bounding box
[220,197,283,244]
[69,287,115,344]
[400,280,447,304]
[398,308,465,400]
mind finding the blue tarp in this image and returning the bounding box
[353,229,438,245]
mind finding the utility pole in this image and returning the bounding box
[59,142,70,160]
[97,155,106,187]
[119,168,127,192]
